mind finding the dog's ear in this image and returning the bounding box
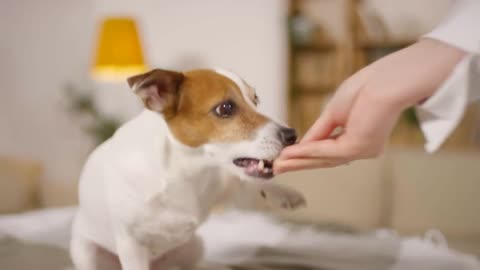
[127,69,184,115]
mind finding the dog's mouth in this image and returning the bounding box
[233,158,274,179]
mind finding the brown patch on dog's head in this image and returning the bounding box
[128,69,268,147]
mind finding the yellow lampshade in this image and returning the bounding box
[91,17,147,81]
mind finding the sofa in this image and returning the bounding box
[274,148,480,257]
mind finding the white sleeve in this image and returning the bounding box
[415,55,480,152]
[424,0,480,53]
[415,0,480,153]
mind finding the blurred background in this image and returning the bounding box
[1,0,480,262]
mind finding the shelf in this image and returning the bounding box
[291,90,335,98]
[292,43,337,52]
[293,83,338,92]
[356,39,415,49]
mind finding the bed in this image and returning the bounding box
[0,207,478,270]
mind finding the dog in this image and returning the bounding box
[70,68,306,270]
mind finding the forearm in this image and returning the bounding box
[383,39,467,112]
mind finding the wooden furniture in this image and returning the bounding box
[287,0,479,150]
[0,157,42,213]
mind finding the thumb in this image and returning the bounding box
[301,110,337,143]
[301,70,368,143]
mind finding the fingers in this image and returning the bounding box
[301,74,366,143]
[279,139,357,160]
[275,68,381,175]
[300,111,337,143]
[274,139,356,175]
[273,157,348,174]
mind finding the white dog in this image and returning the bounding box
[70,68,306,270]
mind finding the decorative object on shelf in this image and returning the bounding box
[91,17,147,82]
[64,84,121,145]
[290,13,315,46]
[288,0,315,46]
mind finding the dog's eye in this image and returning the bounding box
[214,101,236,118]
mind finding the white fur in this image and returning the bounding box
[204,122,284,182]
[214,68,257,109]
[70,72,305,270]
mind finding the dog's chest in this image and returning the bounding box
[129,171,222,254]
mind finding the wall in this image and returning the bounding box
[0,0,97,205]
[0,0,289,206]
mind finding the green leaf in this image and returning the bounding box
[403,107,419,126]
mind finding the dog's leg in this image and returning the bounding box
[71,233,121,270]
[70,232,98,270]
[71,214,121,270]
[256,182,307,210]
[151,234,203,270]
[114,226,150,270]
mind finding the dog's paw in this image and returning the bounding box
[260,185,306,210]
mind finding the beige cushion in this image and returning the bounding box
[0,157,42,213]
[447,235,480,258]
[273,158,385,230]
[391,149,480,236]
[39,179,78,208]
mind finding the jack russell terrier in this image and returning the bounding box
[70,68,306,270]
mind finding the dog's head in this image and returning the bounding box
[127,68,296,181]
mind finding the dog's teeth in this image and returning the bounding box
[263,168,269,173]
[258,160,264,170]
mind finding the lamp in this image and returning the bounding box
[91,17,147,81]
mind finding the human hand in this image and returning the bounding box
[274,38,466,174]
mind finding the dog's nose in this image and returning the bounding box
[278,128,297,146]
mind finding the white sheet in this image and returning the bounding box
[0,207,478,270]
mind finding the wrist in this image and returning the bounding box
[390,39,467,111]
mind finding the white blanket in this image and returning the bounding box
[0,207,478,270]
